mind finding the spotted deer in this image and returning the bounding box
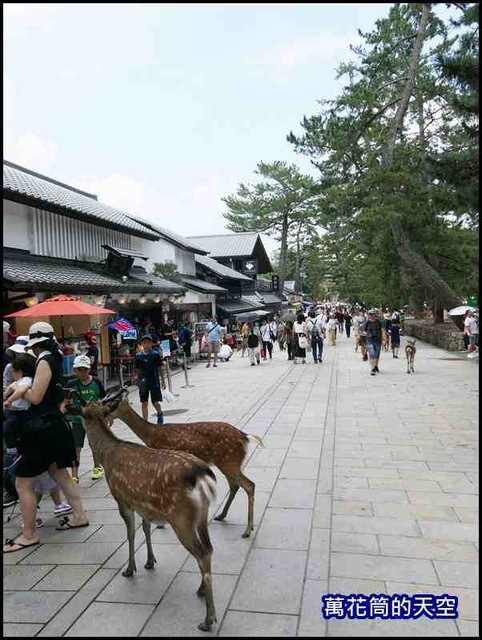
[405,339,417,374]
[65,398,217,632]
[103,387,263,538]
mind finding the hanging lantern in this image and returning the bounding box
[24,296,39,307]
[153,294,161,304]
[139,294,147,304]
[118,294,126,304]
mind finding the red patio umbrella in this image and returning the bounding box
[5,295,116,318]
[5,295,116,339]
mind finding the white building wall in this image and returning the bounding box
[131,236,177,272]
[175,247,196,275]
[3,200,33,251]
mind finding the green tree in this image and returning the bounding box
[152,261,181,282]
[222,161,325,297]
[287,3,478,323]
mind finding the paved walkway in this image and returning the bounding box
[4,336,479,637]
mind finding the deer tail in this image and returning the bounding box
[185,465,217,508]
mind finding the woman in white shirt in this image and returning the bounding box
[260,318,274,360]
[293,312,307,364]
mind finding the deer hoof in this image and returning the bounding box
[241,530,252,538]
[196,586,205,598]
[198,620,213,632]
[213,514,226,522]
[122,566,136,577]
[144,558,157,570]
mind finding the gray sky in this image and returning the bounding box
[4,3,394,255]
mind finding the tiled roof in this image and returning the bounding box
[179,276,227,294]
[187,232,259,257]
[3,253,183,294]
[261,293,282,305]
[195,255,252,282]
[3,161,159,240]
[217,298,265,314]
[102,244,149,260]
[242,293,265,307]
[126,216,208,255]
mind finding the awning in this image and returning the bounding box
[217,298,264,314]
[3,252,184,295]
[179,275,227,294]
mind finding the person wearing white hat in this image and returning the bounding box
[3,336,30,389]
[66,354,106,482]
[3,322,89,554]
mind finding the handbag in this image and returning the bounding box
[298,333,308,349]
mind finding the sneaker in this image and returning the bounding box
[3,490,16,508]
[467,353,475,359]
[206,362,211,368]
[363,355,368,361]
[213,363,217,368]
[157,413,164,425]
[54,502,73,516]
[302,359,306,364]
[251,363,255,366]
[374,366,380,372]
[370,369,376,376]
[92,467,104,480]
[71,477,79,484]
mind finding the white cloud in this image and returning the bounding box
[5,132,57,173]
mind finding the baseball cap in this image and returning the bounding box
[140,333,153,341]
[73,354,92,369]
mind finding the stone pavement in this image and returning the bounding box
[3,336,479,637]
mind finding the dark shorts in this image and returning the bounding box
[391,339,400,348]
[71,421,87,448]
[15,413,77,478]
[139,378,162,403]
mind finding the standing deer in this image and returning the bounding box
[405,339,417,374]
[65,399,217,632]
[103,388,263,538]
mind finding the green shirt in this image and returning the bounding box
[67,377,105,425]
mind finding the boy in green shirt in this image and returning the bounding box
[67,354,106,482]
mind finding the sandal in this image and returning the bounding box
[55,516,89,531]
[4,537,40,554]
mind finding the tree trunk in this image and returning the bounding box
[294,224,302,295]
[381,2,463,324]
[278,212,289,301]
[410,291,425,319]
[434,298,444,324]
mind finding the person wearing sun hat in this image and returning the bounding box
[3,336,31,389]
[3,321,89,554]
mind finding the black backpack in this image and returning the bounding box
[247,330,259,348]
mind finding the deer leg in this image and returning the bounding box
[170,518,217,632]
[237,472,255,538]
[118,505,137,577]
[195,549,216,631]
[142,518,157,570]
[213,479,239,522]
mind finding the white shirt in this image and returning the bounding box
[11,376,33,410]
[260,324,273,343]
[464,316,478,335]
[293,321,306,335]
